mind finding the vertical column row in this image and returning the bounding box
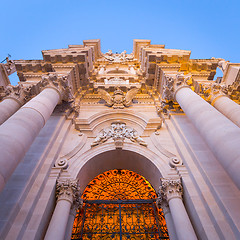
[0,74,71,192]
[175,86,240,189]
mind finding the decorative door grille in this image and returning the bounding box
[71,169,169,239]
[72,199,169,240]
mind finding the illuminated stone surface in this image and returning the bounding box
[0,40,240,240]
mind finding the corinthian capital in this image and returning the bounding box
[56,179,81,204]
[3,84,35,105]
[159,178,183,202]
[162,73,192,101]
[40,73,73,102]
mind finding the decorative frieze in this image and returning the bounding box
[91,121,147,147]
[159,178,183,202]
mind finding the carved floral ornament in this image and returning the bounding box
[162,73,192,101]
[158,178,183,202]
[56,179,83,208]
[91,122,147,148]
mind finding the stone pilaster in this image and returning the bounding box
[44,179,81,240]
[159,178,197,240]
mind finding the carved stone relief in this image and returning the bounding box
[98,87,139,109]
[159,178,183,202]
[91,122,147,148]
[56,179,82,207]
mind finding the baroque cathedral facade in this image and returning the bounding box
[0,39,240,239]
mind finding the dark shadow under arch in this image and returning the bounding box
[77,149,162,191]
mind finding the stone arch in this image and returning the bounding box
[70,142,170,192]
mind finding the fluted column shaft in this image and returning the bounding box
[0,98,21,125]
[160,178,197,240]
[44,180,80,240]
[175,87,240,189]
[211,95,240,128]
[0,87,60,192]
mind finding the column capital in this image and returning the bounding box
[161,73,192,113]
[159,178,183,202]
[199,83,228,104]
[40,73,73,102]
[3,84,35,105]
[56,179,81,204]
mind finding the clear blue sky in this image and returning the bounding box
[1,0,240,85]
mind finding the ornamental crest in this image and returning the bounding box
[98,87,139,109]
[91,122,147,148]
[103,50,135,63]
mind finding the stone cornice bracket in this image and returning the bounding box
[56,179,81,205]
[3,83,36,105]
[159,178,183,202]
[40,73,73,102]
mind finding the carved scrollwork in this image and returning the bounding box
[55,158,68,169]
[91,122,147,147]
[159,178,183,202]
[169,157,183,168]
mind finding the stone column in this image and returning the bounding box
[211,95,240,128]
[0,98,21,125]
[174,86,240,189]
[156,197,178,240]
[64,199,83,240]
[160,178,197,240]
[0,84,32,125]
[0,74,70,192]
[44,179,80,240]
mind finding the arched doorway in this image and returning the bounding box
[71,169,169,239]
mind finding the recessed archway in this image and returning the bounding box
[76,148,165,191]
